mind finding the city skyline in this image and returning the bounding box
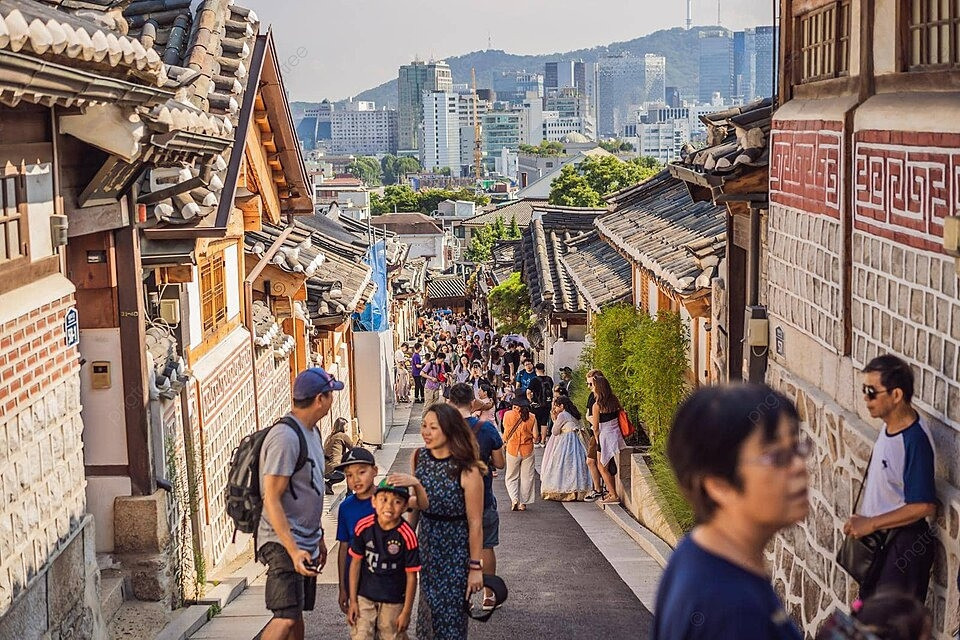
[242,0,777,101]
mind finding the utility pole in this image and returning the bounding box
[471,68,483,186]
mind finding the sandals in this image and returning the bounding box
[511,502,518,511]
[600,495,620,505]
[517,503,527,511]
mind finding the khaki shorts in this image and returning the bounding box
[350,596,408,640]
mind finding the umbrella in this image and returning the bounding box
[500,334,530,348]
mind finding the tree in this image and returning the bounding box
[487,272,534,335]
[548,155,661,207]
[346,156,381,185]
[370,185,489,215]
[465,215,522,262]
[518,140,565,157]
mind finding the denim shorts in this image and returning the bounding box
[482,505,500,549]
[258,542,317,619]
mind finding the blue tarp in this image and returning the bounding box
[357,240,388,332]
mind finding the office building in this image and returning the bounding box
[734,29,757,103]
[699,30,734,103]
[482,110,524,168]
[631,104,690,164]
[665,86,682,108]
[493,71,543,105]
[421,91,461,172]
[754,26,779,101]
[398,60,453,152]
[329,101,398,155]
[598,53,665,137]
[296,100,334,150]
[457,92,490,175]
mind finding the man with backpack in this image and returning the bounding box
[259,367,344,640]
[528,363,554,443]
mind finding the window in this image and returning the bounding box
[199,252,227,336]
[797,0,851,82]
[0,174,26,263]
[906,0,960,68]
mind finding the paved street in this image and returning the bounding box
[301,407,654,640]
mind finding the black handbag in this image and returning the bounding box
[836,457,891,585]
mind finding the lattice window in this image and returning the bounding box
[0,174,26,263]
[906,0,960,68]
[199,252,227,336]
[798,1,851,82]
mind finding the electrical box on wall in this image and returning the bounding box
[91,361,111,389]
[746,318,770,347]
[159,299,181,325]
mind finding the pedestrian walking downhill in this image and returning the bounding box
[502,397,537,511]
[334,448,378,617]
[589,374,626,505]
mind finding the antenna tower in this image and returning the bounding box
[718,0,721,25]
[686,0,692,29]
[471,68,483,184]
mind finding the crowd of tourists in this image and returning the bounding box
[240,302,945,640]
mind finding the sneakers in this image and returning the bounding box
[584,490,603,502]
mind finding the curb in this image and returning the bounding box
[155,605,211,640]
[597,501,673,569]
[189,576,247,609]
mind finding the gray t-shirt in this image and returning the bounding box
[257,415,326,553]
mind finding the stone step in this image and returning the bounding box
[100,575,127,624]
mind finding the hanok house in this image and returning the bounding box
[559,230,632,320]
[749,1,960,635]
[669,98,773,383]
[517,204,605,374]
[0,0,241,633]
[596,170,726,386]
[244,215,374,445]
[70,3,313,612]
[370,212,449,270]
[425,274,468,314]
[458,198,542,251]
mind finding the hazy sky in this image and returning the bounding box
[242,0,776,102]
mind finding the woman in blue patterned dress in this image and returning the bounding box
[389,402,486,639]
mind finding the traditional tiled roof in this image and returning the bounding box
[427,274,466,300]
[597,170,725,296]
[0,1,167,86]
[393,257,427,297]
[463,198,546,228]
[519,205,605,314]
[669,98,772,187]
[245,221,373,323]
[490,239,519,285]
[559,230,632,312]
[370,212,444,236]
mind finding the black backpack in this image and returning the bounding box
[225,416,308,540]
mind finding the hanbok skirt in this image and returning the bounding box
[541,430,593,501]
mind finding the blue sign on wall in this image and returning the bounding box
[64,307,79,347]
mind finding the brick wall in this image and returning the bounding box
[0,286,87,618]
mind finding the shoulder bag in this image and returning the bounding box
[835,456,891,585]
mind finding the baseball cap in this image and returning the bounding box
[374,478,410,500]
[334,447,375,470]
[292,367,344,400]
[464,574,509,621]
[559,366,573,373]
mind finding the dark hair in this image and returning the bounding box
[434,352,445,360]
[423,403,486,475]
[292,392,330,409]
[854,590,930,640]
[554,395,581,420]
[863,354,914,404]
[448,382,475,407]
[414,342,421,350]
[667,384,799,524]
[511,400,530,422]
[535,363,545,372]
[554,386,568,397]
[478,382,495,400]
[591,375,620,413]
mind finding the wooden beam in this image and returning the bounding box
[273,170,287,187]
[115,225,155,496]
[238,194,263,231]
[244,130,281,221]
[160,265,194,283]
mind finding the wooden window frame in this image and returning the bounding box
[0,173,29,268]
[795,0,852,83]
[901,0,960,70]
[199,252,228,338]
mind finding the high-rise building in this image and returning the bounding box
[481,110,524,168]
[665,86,682,109]
[421,91,461,172]
[398,60,452,152]
[734,29,757,103]
[699,30,735,103]
[754,26,779,101]
[545,61,577,91]
[296,100,334,150]
[598,53,665,137]
[329,101,398,155]
[456,92,490,175]
[544,87,596,140]
[493,71,543,105]
[633,104,691,164]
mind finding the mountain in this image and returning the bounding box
[294,26,722,114]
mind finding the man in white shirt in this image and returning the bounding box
[843,354,937,601]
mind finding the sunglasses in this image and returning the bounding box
[861,385,890,401]
[746,434,814,468]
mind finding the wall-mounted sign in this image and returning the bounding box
[64,307,79,347]
[775,326,784,356]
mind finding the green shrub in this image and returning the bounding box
[588,304,694,531]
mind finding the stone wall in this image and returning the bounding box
[0,276,104,637]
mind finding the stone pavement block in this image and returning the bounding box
[155,605,210,640]
[189,614,273,639]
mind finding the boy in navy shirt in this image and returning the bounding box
[335,448,378,615]
[348,480,420,640]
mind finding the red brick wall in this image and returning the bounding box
[770,120,844,219]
